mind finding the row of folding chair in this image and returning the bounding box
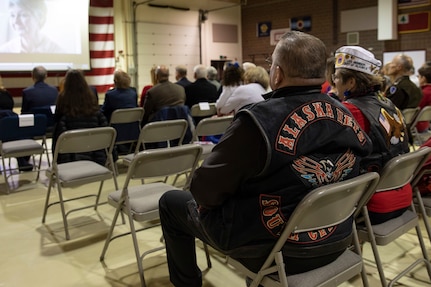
[40,113,233,286]
[227,147,431,287]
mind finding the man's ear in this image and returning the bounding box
[274,66,284,88]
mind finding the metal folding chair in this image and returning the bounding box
[41,127,118,240]
[0,114,47,194]
[227,172,380,287]
[100,144,207,287]
[357,147,431,287]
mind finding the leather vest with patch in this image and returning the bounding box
[346,93,409,173]
[213,86,372,258]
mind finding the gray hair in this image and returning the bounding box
[194,64,208,79]
[207,66,218,80]
[274,31,327,79]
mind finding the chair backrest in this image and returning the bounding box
[190,103,217,118]
[149,105,194,143]
[0,114,47,142]
[259,172,380,271]
[109,107,144,125]
[29,106,55,131]
[411,106,431,128]
[402,107,420,126]
[193,115,233,141]
[53,127,117,159]
[125,144,203,190]
[136,119,188,151]
[376,147,431,191]
[109,107,144,144]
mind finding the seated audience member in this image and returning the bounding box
[139,66,157,107]
[216,64,244,114]
[207,66,221,92]
[100,69,137,122]
[175,65,192,88]
[142,65,186,125]
[185,64,219,123]
[21,65,58,114]
[334,46,411,225]
[242,61,256,71]
[0,81,32,171]
[158,31,372,287]
[53,69,108,165]
[0,77,14,110]
[217,66,268,116]
[415,63,431,133]
[385,53,422,110]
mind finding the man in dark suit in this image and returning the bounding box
[142,65,186,125]
[185,64,218,123]
[21,66,58,114]
[175,65,192,87]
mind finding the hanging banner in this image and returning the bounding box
[398,12,430,33]
[290,16,312,32]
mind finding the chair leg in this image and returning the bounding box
[1,156,10,194]
[125,197,147,287]
[94,181,105,211]
[55,180,70,240]
[361,207,388,287]
[352,221,369,287]
[414,188,431,244]
[100,200,123,261]
[42,174,55,223]
[203,243,212,269]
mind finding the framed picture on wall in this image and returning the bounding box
[398,0,430,9]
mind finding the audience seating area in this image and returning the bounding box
[1,114,431,286]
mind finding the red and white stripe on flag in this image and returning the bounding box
[87,0,115,93]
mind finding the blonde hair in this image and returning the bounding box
[244,66,270,90]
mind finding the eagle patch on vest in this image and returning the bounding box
[379,107,406,146]
[291,149,355,187]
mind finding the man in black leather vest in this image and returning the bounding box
[159,31,372,287]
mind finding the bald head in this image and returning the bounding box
[32,66,47,82]
[156,65,170,82]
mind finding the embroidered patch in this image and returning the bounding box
[389,86,397,94]
[287,226,337,244]
[276,101,367,155]
[260,194,286,237]
[292,150,355,187]
[380,108,405,145]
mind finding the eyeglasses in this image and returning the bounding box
[265,56,272,67]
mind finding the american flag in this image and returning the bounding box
[1,0,115,98]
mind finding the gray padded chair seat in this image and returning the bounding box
[1,139,43,156]
[46,160,113,187]
[108,182,174,221]
[358,210,418,245]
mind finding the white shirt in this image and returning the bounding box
[218,83,266,115]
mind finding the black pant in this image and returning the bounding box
[159,190,210,287]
